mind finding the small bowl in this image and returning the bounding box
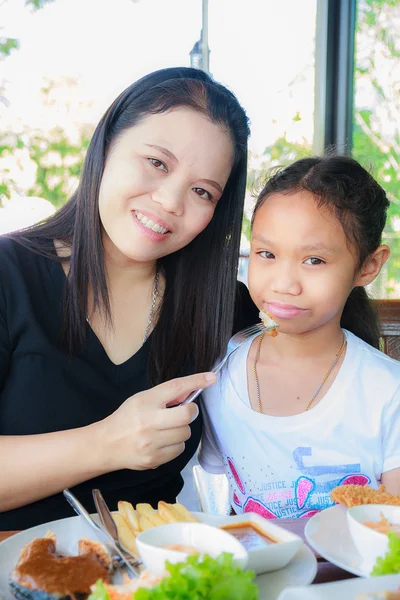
[216,512,303,574]
[347,504,400,574]
[136,522,248,575]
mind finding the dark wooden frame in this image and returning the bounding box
[376,300,400,361]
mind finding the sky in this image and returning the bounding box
[1,0,317,156]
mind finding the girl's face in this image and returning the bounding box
[98,107,234,266]
[249,190,362,336]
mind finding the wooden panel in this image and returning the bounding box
[375,300,400,361]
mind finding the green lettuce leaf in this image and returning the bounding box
[372,532,400,576]
[88,580,111,600]
[134,553,259,600]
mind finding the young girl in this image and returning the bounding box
[199,156,400,518]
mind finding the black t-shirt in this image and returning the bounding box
[0,237,258,529]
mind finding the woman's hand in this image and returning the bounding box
[103,372,217,471]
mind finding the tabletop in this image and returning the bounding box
[0,516,356,586]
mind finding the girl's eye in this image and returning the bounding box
[304,257,325,265]
[259,251,275,259]
[148,158,168,172]
[193,187,213,201]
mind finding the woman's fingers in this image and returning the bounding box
[144,372,216,409]
[107,372,215,471]
[153,443,187,468]
[155,402,199,430]
[156,425,192,447]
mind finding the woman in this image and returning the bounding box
[0,67,258,529]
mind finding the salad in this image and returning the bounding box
[89,553,259,600]
[372,532,400,576]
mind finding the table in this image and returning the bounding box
[0,517,356,585]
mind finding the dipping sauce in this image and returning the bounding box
[163,544,198,554]
[221,522,279,551]
[364,515,400,535]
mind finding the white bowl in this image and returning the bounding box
[136,522,248,575]
[215,513,303,575]
[347,504,400,574]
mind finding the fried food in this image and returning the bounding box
[331,484,400,508]
[112,500,198,559]
[157,501,182,523]
[138,514,156,531]
[136,503,166,527]
[118,500,140,534]
[259,311,279,337]
[112,512,139,556]
[173,502,199,522]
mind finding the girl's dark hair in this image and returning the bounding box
[8,67,250,384]
[252,156,390,348]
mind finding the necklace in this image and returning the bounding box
[86,267,159,347]
[253,331,347,413]
[142,268,159,345]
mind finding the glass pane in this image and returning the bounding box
[209,0,317,283]
[353,0,400,298]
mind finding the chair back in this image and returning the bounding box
[376,300,400,361]
[192,465,231,515]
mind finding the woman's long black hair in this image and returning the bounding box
[252,156,390,348]
[7,67,250,384]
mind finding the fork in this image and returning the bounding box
[181,321,274,405]
[63,488,142,577]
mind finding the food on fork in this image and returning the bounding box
[112,500,198,558]
[9,531,111,600]
[331,484,400,507]
[259,311,279,336]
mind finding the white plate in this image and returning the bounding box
[0,514,317,600]
[277,573,400,600]
[305,504,377,577]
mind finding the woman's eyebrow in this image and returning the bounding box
[145,143,177,162]
[201,179,223,194]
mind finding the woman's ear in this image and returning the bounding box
[355,245,391,287]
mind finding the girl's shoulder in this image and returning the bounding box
[346,329,400,380]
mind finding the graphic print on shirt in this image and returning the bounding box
[227,448,371,518]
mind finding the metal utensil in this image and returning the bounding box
[92,488,142,573]
[63,488,141,577]
[181,321,274,405]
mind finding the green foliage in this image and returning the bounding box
[27,129,91,207]
[0,37,19,57]
[0,0,55,60]
[25,0,55,9]
[244,0,400,298]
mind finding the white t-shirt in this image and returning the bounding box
[199,330,400,519]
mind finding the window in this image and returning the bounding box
[352,0,400,298]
